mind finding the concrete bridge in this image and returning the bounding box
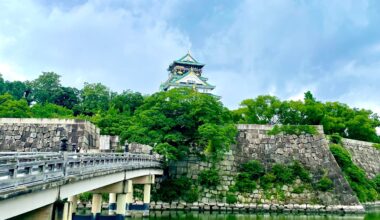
[0,152,163,220]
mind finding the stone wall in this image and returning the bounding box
[0,118,100,152]
[342,138,380,179]
[168,124,360,207]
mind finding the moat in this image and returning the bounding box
[73,209,380,220]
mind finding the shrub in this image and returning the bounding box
[155,176,192,202]
[78,192,92,203]
[226,193,237,204]
[183,187,199,203]
[268,125,317,136]
[198,168,220,188]
[373,143,380,151]
[290,161,311,183]
[329,144,352,168]
[316,176,334,191]
[292,185,305,194]
[374,175,380,192]
[260,173,276,189]
[272,164,295,184]
[329,133,342,145]
[235,173,257,193]
[240,160,265,180]
[329,143,379,202]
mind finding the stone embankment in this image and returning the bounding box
[342,138,380,179]
[149,201,365,214]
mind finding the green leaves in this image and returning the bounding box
[124,88,237,163]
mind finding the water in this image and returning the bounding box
[76,209,380,220]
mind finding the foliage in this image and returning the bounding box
[267,125,317,136]
[260,173,276,190]
[329,143,379,202]
[124,88,237,162]
[373,143,380,151]
[79,82,111,115]
[226,193,237,204]
[316,176,334,192]
[292,185,306,194]
[271,164,295,184]
[78,192,92,203]
[198,168,220,188]
[374,175,380,192]
[30,103,73,118]
[31,72,63,104]
[234,91,380,143]
[329,133,343,145]
[154,176,197,202]
[240,160,265,180]
[235,173,257,193]
[183,186,199,203]
[0,94,31,118]
[289,161,311,183]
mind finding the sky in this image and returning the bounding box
[0,0,380,115]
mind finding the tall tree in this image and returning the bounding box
[124,88,237,162]
[31,72,62,104]
[0,94,31,118]
[80,82,111,116]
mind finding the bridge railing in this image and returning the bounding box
[0,152,162,193]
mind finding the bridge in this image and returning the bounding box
[0,152,163,220]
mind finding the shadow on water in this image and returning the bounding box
[75,209,380,220]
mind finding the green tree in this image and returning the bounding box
[124,88,237,162]
[54,86,80,110]
[80,82,111,115]
[110,90,144,114]
[0,94,31,117]
[31,72,62,104]
[235,96,281,124]
[30,103,73,118]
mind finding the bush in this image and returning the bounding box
[329,143,379,202]
[260,173,276,189]
[155,176,193,202]
[235,173,257,193]
[374,175,380,192]
[290,161,311,183]
[78,192,92,203]
[316,176,334,191]
[272,164,295,184]
[292,185,305,194]
[183,186,199,203]
[329,144,352,168]
[268,125,317,136]
[226,193,237,204]
[329,133,342,145]
[198,168,220,188]
[240,160,265,180]
[373,143,380,151]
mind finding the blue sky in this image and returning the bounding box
[0,0,380,114]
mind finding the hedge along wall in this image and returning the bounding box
[342,138,380,179]
[169,124,360,206]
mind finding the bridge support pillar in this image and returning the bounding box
[108,193,117,215]
[143,184,151,216]
[68,196,77,220]
[125,180,133,217]
[116,193,126,218]
[91,194,102,219]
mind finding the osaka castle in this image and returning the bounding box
[160,52,215,94]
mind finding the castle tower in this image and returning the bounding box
[160,52,215,94]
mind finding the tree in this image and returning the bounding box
[235,95,281,124]
[124,88,237,162]
[0,94,31,118]
[31,72,62,104]
[54,86,80,110]
[79,82,111,115]
[110,90,144,115]
[30,103,73,118]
